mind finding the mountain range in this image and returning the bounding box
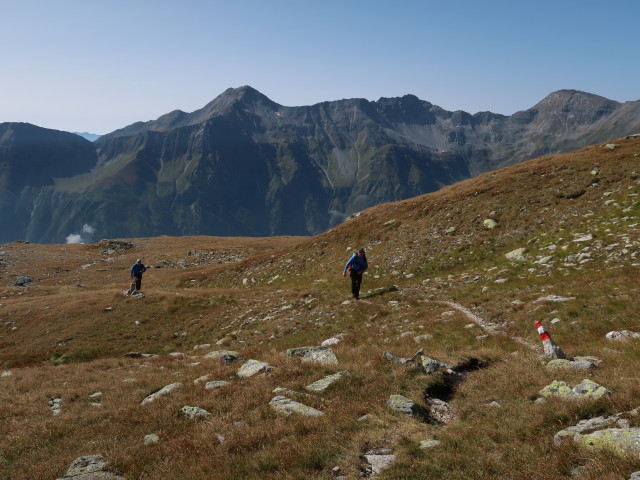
[1,86,639,244]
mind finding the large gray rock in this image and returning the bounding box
[387,395,426,418]
[606,330,640,341]
[286,346,338,365]
[140,382,182,405]
[56,455,124,480]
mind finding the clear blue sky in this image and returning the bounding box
[1,0,638,134]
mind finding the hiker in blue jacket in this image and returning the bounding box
[343,248,368,300]
[130,259,147,292]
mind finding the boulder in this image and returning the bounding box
[236,359,270,378]
[56,455,123,480]
[140,382,182,405]
[574,428,640,457]
[538,379,611,400]
[286,346,338,365]
[204,350,240,362]
[554,415,627,445]
[269,396,324,416]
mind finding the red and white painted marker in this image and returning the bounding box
[535,320,566,359]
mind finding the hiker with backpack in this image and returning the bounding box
[342,248,368,300]
[130,259,147,292]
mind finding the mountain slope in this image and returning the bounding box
[2,87,640,243]
[1,138,640,479]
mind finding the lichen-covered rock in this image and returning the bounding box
[387,395,426,418]
[205,380,230,390]
[420,356,449,374]
[505,247,526,261]
[574,428,640,457]
[554,415,626,445]
[140,382,182,405]
[179,406,211,419]
[56,454,124,480]
[546,358,597,371]
[483,219,498,229]
[305,371,350,393]
[286,346,338,365]
[419,439,441,449]
[269,395,324,416]
[539,379,611,400]
[236,359,270,378]
[629,471,640,480]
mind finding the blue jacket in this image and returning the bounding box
[131,262,146,277]
[343,253,368,275]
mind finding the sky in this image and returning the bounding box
[1,0,638,135]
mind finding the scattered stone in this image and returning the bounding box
[573,234,593,243]
[603,143,620,149]
[49,397,62,416]
[193,344,211,350]
[538,379,611,400]
[364,453,396,477]
[269,395,324,416]
[444,226,456,234]
[140,382,182,405]
[236,359,270,378]
[12,275,34,287]
[387,395,425,418]
[414,334,433,343]
[427,398,454,425]
[321,336,342,346]
[483,219,498,229]
[205,380,230,390]
[204,349,239,359]
[179,406,211,419]
[144,433,160,445]
[123,352,156,358]
[305,371,350,393]
[1,370,13,377]
[56,455,123,480]
[419,356,450,374]
[419,439,441,448]
[286,346,338,365]
[505,248,526,261]
[358,414,376,422]
[574,428,640,457]
[168,352,187,360]
[546,358,597,371]
[193,375,211,384]
[630,472,640,480]
[536,295,575,303]
[606,330,640,341]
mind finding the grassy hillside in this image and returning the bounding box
[1,137,640,479]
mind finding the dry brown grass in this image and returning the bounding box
[2,138,640,479]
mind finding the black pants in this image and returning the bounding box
[133,275,142,291]
[350,273,363,299]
